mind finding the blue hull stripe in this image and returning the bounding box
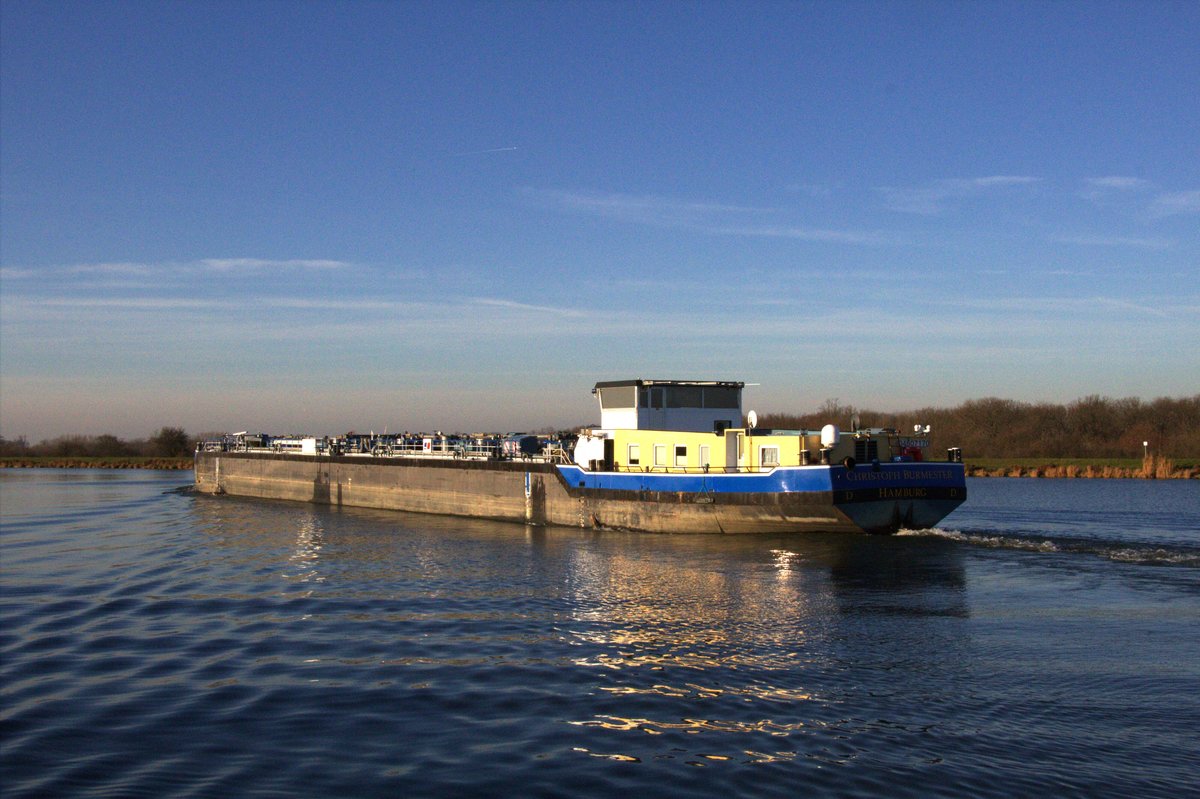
[555,463,965,494]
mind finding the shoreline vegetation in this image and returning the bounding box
[3,394,1197,478]
[964,456,1195,479]
[1,455,1195,478]
[0,457,195,470]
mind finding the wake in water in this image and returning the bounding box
[898,527,1200,568]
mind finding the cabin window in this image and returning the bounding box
[628,443,640,467]
[760,446,780,467]
[674,445,687,467]
[653,444,667,467]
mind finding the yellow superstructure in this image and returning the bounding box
[574,379,938,474]
[607,428,829,473]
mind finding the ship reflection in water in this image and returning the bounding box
[191,496,969,769]
[545,530,967,765]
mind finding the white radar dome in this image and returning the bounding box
[820,424,840,448]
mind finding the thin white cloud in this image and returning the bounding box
[67,262,160,275]
[1087,297,1173,319]
[200,258,349,271]
[1078,176,1154,204]
[469,297,587,318]
[1085,176,1151,190]
[527,188,764,222]
[1052,235,1170,249]
[785,183,835,197]
[266,298,406,311]
[970,176,1041,188]
[453,146,519,156]
[0,267,37,280]
[31,297,223,309]
[1043,269,1094,277]
[712,224,889,245]
[937,294,1174,319]
[1149,190,1200,217]
[525,188,882,244]
[4,293,590,323]
[10,258,355,278]
[877,175,1042,215]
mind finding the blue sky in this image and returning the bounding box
[2,0,1197,441]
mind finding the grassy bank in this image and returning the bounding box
[0,457,194,470]
[965,456,1198,479]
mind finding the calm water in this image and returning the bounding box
[2,471,1198,798]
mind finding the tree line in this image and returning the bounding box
[0,427,196,459]
[3,394,1199,461]
[757,394,1200,459]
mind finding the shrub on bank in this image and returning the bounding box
[0,457,194,470]
[964,456,1196,479]
[0,429,200,459]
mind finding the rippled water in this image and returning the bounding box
[2,470,1198,798]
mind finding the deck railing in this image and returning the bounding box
[199,437,568,463]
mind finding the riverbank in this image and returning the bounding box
[965,456,1197,479]
[0,457,193,470]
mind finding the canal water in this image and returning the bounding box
[2,470,1197,798]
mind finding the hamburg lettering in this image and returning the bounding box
[879,487,928,499]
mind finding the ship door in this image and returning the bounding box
[603,439,615,471]
[725,433,741,472]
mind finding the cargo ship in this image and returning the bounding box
[194,379,966,534]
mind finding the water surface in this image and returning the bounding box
[2,471,1197,797]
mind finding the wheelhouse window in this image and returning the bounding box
[667,386,704,408]
[703,386,739,408]
[641,388,667,408]
[598,384,637,409]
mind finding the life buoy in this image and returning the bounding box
[842,456,856,471]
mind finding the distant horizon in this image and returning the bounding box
[3,2,1197,442]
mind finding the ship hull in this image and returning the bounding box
[194,452,965,534]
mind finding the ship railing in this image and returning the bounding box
[199,439,256,453]
[610,464,768,474]
[337,439,563,463]
[199,435,569,463]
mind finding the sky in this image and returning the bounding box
[1,0,1198,441]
